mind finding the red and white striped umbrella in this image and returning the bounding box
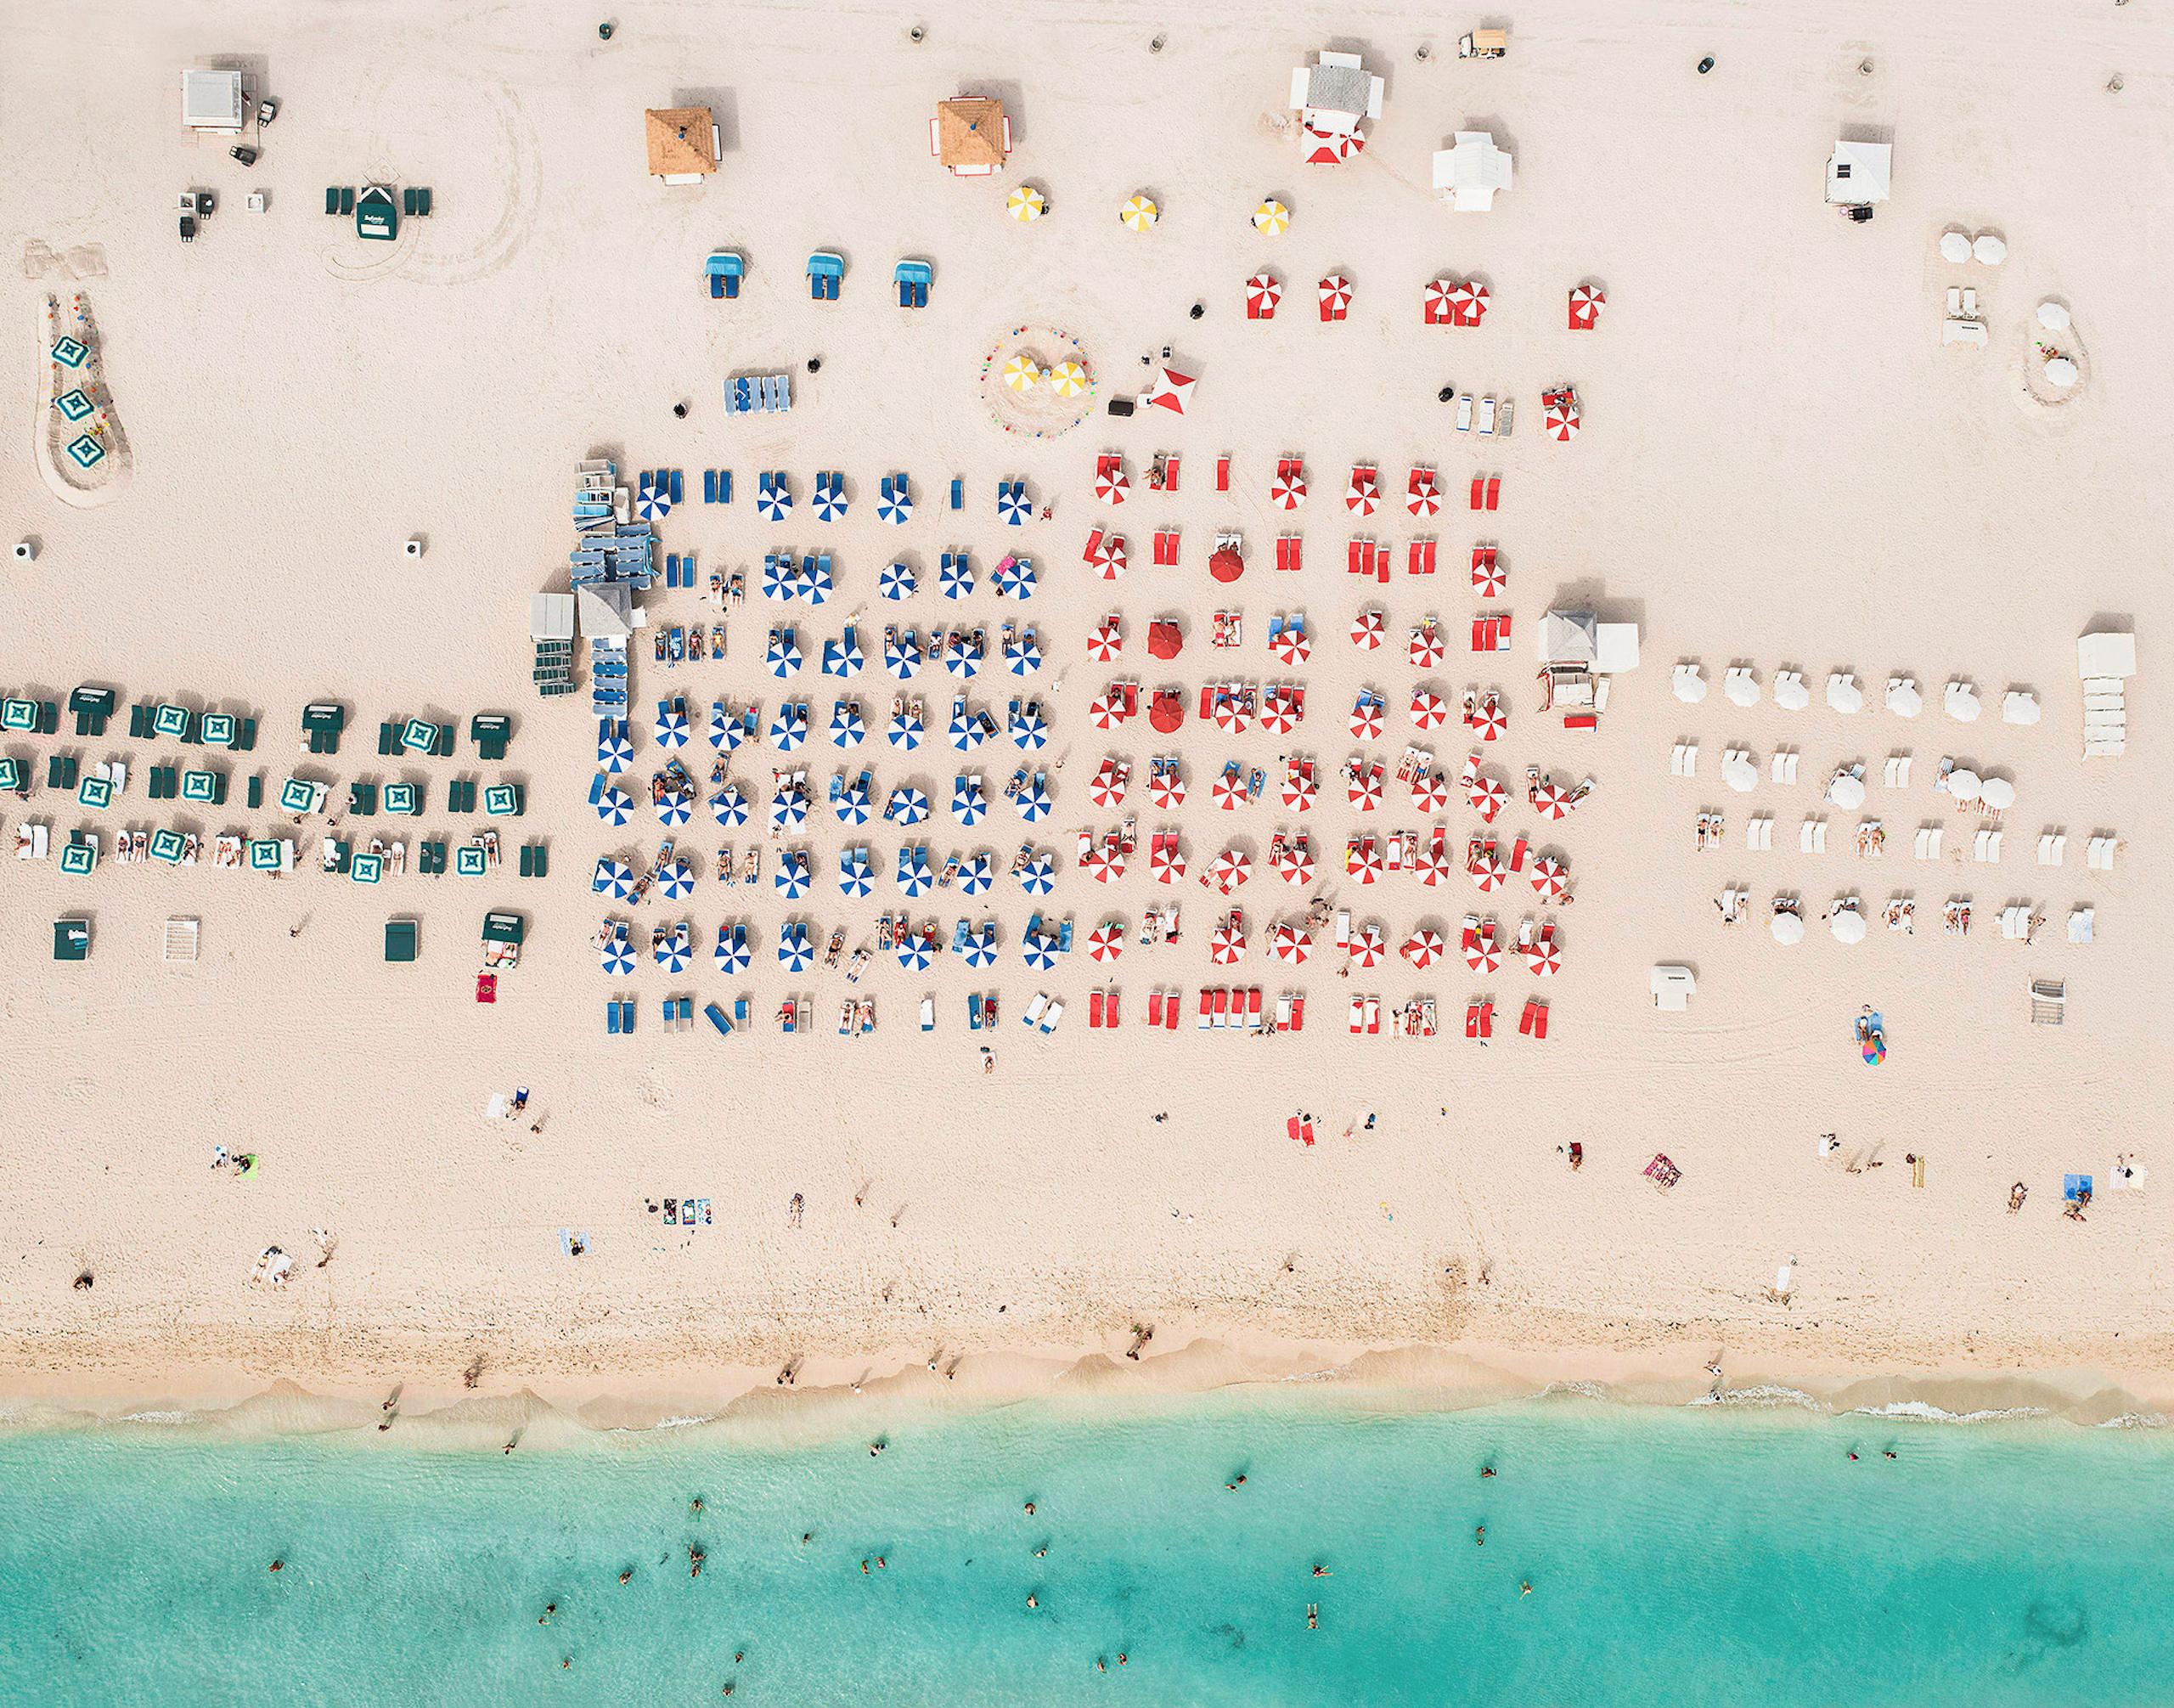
[1318,273,1352,321]
[1095,465,1130,505]
[1212,698,1250,736]
[1530,855,1569,899]
[1544,396,1581,443]
[1347,922,1385,969]
[1468,774,1507,821]
[1088,617,1124,662]
[1414,843,1452,886]
[1270,471,1307,510]
[1274,838,1316,885]
[1090,764,1128,808]
[1346,839,1383,883]
[1456,280,1490,326]
[1259,696,1298,737]
[1409,629,1445,668]
[1271,628,1310,666]
[1149,769,1186,809]
[1411,688,1449,730]
[1469,695,1508,741]
[1270,921,1312,965]
[1088,691,1124,730]
[1526,938,1562,977]
[1345,471,1379,516]
[1246,272,1282,317]
[1089,848,1126,883]
[1471,549,1506,597]
[1211,768,1246,810]
[1400,927,1445,969]
[1207,848,1251,893]
[1151,839,1186,883]
[1411,771,1450,813]
[1407,471,1439,518]
[1349,609,1384,651]
[1349,695,1384,740]
[1531,782,1573,820]
[1210,921,1248,965]
[1303,123,1365,165]
[1280,769,1315,811]
[1569,284,1605,330]
[1423,278,1455,324]
[1469,852,1507,892]
[1087,921,1125,962]
[1347,768,1383,811]
[1086,536,1126,581]
[1465,927,1501,974]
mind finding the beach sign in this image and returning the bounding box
[200,712,237,747]
[65,434,105,469]
[77,775,114,810]
[279,776,318,815]
[58,841,97,877]
[54,388,93,421]
[149,829,185,865]
[384,781,418,815]
[180,769,218,803]
[454,844,487,877]
[350,853,384,884]
[50,335,87,369]
[482,782,521,817]
[0,698,37,732]
[401,718,437,754]
[247,838,284,871]
[153,702,189,740]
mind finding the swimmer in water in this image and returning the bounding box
[1024,1501,1036,1516]
[860,1559,870,1575]
[1480,1465,1496,1479]
[539,1604,556,1625]
[691,1497,704,1514]
[1034,1546,1047,1559]
[269,1559,284,1573]
[1117,1654,1127,1666]
[1026,1593,1039,1609]
[1474,1525,1486,1547]
[1312,1564,1331,1577]
[690,1547,706,1578]
[1307,1604,1319,1630]
[870,1440,885,1457]
[1521,1581,1533,1598]
[1883,1449,1897,1461]
[876,1557,887,1570]
[1096,1658,1107,1673]
[802,1533,814,1546]
[1848,1451,1859,1462]
[619,1570,632,1586]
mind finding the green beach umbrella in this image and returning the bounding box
[149,829,185,864]
[58,841,97,877]
[181,769,218,803]
[279,776,318,814]
[350,853,384,884]
[77,775,114,809]
[247,838,284,871]
[383,781,418,815]
[454,844,487,877]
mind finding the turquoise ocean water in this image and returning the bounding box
[0,1393,2168,1706]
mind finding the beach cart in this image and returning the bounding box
[706,250,743,299]
[481,911,525,970]
[385,919,419,962]
[1459,29,1508,58]
[53,918,91,961]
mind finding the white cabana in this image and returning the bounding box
[1433,131,1514,211]
[529,593,576,641]
[182,69,245,134]
[1649,964,1697,1012]
[1288,50,1383,135]
[576,585,634,640]
[1825,139,1891,206]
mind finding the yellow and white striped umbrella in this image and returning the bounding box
[1001,355,1042,393]
[1007,184,1046,223]
[1252,199,1291,237]
[1120,194,1159,232]
[1047,358,1089,397]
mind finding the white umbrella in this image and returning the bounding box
[1829,905,1867,944]
[1771,910,1805,945]
[1938,230,1972,263]
[1827,773,1867,809]
[1980,775,2015,812]
[2036,302,2072,332]
[1945,681,1981,723]
[1946,768,1981,803]
[1672,666,1707,704]
[2043,357,2077,389]
[1826,674,1864,714]
[1722,755,1758,793]
[1972,233,2007,264]
[1725,670,1760,708]
[1885,679,1922,718]
[1772,675,1811,712]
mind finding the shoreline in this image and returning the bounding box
[3,1324,2166,1448]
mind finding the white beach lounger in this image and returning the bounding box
[1771,750,1799,786]
[1914,826,1943,860]
[1799,817,1827,854]
[1772,671,1810,712]
[1670,742,1698,778]
[1940,319,1988,348]
[2067,906,2093,944]
[14,822,48,860]
[1883,755,1912,789]
[1962,287,1980,318]
[161,917,200,963]
[1039,999,1063,1034]
[2087,836,2118,871]
[1973,828,2003,864]
[1456,394,1473,432]
[1723,666,1759,707]
[1744,815,1773,852]
[1477,397,1497,435]
[2036,833,2066,867]
[1999,905,2032,941]
[1946,286,1963,317]
[1022,991,1049,1030]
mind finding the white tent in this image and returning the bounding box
[1649,965,1697,1012]
[1433,131,1514,211]
[182,69,245,133]
[1537,612,1597,667]
[1288,51,1383,135]
[1825,139,1891,206]
[2076,632,2136,679]
[576,585,634,640]
[529,593,576,641]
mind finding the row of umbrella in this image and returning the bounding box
[758,552,836,605]
[1000,356,1092,396]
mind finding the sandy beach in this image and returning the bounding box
[1,0,2168,1435]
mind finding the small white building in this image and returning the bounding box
[181,68,245,135]
[1824,139,1891,206]
[1288,50,1383,135]
[1433,131,1513,211]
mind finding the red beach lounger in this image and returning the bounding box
[1247,988,1264,1029]
[1153,528,1180,567]
[1531,1001,1548,1040]
[1090,990,1106,1029]
[1215,454,1230,493]
[1148,989,1165,1029]
[1276,534,1302,573]
[1163,455,1180,492]
[1164,988,1180,1030]
[1287,1114,1304,1144]
[1407,538,1436,577]
[1197,989,1214,1030]
[1470,475,1485,510]
[1289,995,1305,1032]
[1484,476,1501,511]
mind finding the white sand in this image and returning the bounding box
[0,0,2169,1422]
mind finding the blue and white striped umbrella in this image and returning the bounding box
[877,482,912,524]
[657,792,692,827]
[1022,934,1058,972]
[885,785,929,826]
[1009,707,1049,749]
[761,556,794,601]
[821,634,864,678]
[769,786,808,831]
[804,558,832,605]
[592,857,635,899]
[659,861,696,899]
[1015,776,1054,822]
[710,783,749,826]
[998,486,1031,526]
[777,923,814,971]
[887,709,923,750]
[944,637,980,679]
[897,847,933,896]
[878,561,915,600]
[948,702,983,751]
[814,483,847,522]
[599,931,635,974]
[896,934,932,971]
[715,927,752,973]
[884,638,921,680]
[995,559,1038,600]
[951,775,987,826]
[597,719,634,771]
[774,852,811,899]
[839,853,874,899]
[834,782,871,826]
[757,482,790,521]
[710,702,741,752]
[939,555,974,600]
[1006,637,1045,677]
[771,705,808,751]
[594,784,634,825]
[654,702,690,748]
[829,703,866,748]
[766,629,802,676]
[656,929,692,973]
[635,484,666,521]
[959,853,994,896]
[964,927,1000,969]
[1017,852,1056,895]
